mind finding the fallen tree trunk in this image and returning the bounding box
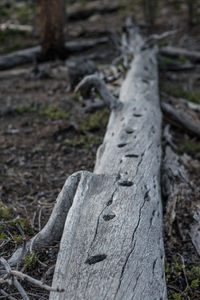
[5,30,167,299]
[160,46,200,62]
[0,37,108,70]
[48,35,167,299]
[68,2,122,21]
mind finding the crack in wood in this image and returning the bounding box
[87,187,118,260]
[114,240,137,299]
[114,188,150,298]
[152,258,157,276]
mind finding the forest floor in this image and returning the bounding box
[0,0,200,299]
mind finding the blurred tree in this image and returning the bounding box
[187,0,196,28]
[39,0,66,60]
[142,0,158,27]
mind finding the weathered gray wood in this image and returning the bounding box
[160,46,200,62]
[190,210,200,256]
[162,146,187,237]
[76,74,120,109]
[161,101,200,138]
[7,172,81,267]
[49,41,167,299]
[4,31,167,299]
[0,38,108,70]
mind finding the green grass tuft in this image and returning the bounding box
[166,256,200,299]
[23,252,38,268]
[0,202,12,220]
[40,104,71,120]
[178,139,200,159]
[162,85,200,105]
[64,134,102,149]
[81,108,109,132]
[16,105,37,114]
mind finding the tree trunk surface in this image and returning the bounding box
[39,0,66,59]
[49,42,167,299]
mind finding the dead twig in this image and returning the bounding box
[177,254,189,292]
[0,289,17,300]
[0,257,64,298]
[10,270,64,293]
[13,277,30,300]
[145,30,178,47]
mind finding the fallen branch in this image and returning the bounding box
[68,2,122,22]
[75,74,120,109]
[162,92,200,112]
[177,98,200,112]
[190,210,200,256]
[0,23,32,32]
[160,46,200,62]
[0,37,108,71]
[145,30,178,48]
[83,100,105,113]
[161,101,200,138]
[162,145,187,237]
[13,277,29,300]
[11,270,64,293]
[0,257,64,299]
[0,289,17,300]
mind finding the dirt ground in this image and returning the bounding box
[0,0,200,299]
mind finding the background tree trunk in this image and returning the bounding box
[39,0,66,60]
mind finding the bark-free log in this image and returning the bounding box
[49,42,167,298]
[0,38,108,70]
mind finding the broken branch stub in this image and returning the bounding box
[50,35,167,299]
[75,74,120,110]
